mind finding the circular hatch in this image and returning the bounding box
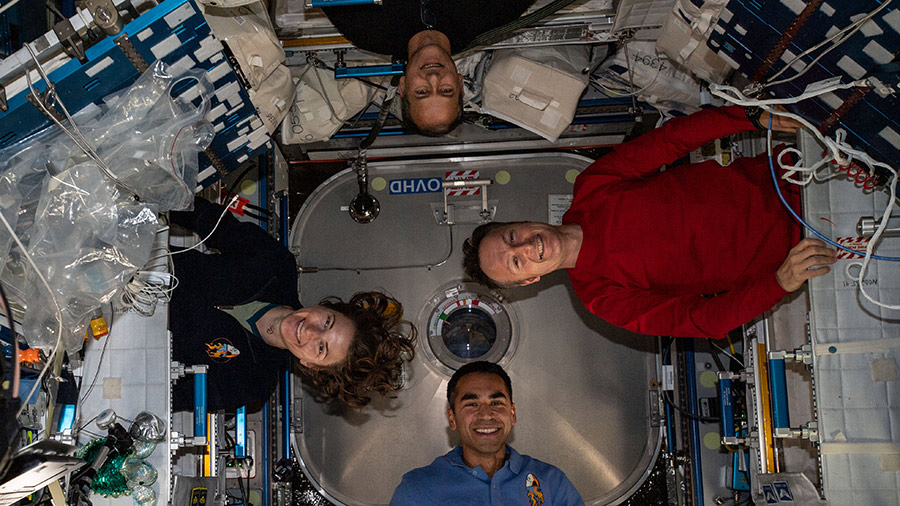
[418,281,518,376]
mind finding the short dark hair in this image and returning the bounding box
[400,89,464,137]
[462,221,512,290]
[446,361,512,410]
[300,292,417,408]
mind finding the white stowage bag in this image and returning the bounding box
[201,2,295,134]
[482,46,591,142]
[281,64,380,144]
[249,64,296,135]
[656,0,734,83]
[593,40,703,116]
[0,61,212,356]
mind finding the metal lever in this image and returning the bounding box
[857,215,900,238]
[442,179,493,225]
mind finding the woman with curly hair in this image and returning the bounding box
[168,198,416,411]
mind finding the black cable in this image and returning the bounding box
[661,337,720,424]
[222,164,257,205]
[224,431,252,506]
[79,314,115,404]
[708,343,727,372]
[359,74,401,151]
[663,390,719,423]
[246,459,253,506]
[243,212,265,222]
[241,210,266,222]
[459,0,582,53]
[243,202,268,215]
[236,464,248,506]
[0,281,20,480]
[46,2,64,21]
[0,282,16,386]
[76,414,100,434]
[223,430,236,450]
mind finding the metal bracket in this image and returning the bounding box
[768,344,813,366]
[169,431,207,449]
[170,361,186,381]
[204,147,227,176]
[774,421,819,442]
[221,41,251,90]
[440,179,493,225]
[85,0,124,36]
[649,389,661,427]
[332,48,404,79]
[26,91,65,123]
[53,17,87,64]
[113,33,148,73]
[291,396,303,433]
[335,62,404,79]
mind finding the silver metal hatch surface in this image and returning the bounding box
[290,153,661,505]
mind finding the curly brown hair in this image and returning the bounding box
[298,291,417,408]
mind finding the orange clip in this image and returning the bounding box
[18,348,40,364]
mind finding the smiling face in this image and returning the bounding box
[400,43,463,132]
[447,372,516,463]
[478,222,568,286]
[278,305,354,368]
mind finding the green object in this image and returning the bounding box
[76,438,133,497]
[703,431,722,450]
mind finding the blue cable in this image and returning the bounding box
[766,115,900,261]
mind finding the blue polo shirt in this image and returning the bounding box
[389,446,584,506]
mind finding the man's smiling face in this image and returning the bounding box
[400,42,462,132]
[447,372,516,461]
[478,222,567,286]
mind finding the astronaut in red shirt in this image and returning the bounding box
[463,106,836,338]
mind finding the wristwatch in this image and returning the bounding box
[744,106,765,130]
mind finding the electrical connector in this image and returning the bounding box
[866,76,894,98]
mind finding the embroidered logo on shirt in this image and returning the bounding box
[524,473,544,506]
[206,338,240,362]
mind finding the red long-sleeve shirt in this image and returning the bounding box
[562,106,802,338]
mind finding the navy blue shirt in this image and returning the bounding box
[323,0,536,59]
[169,199,299,411]
[390,446,584,506]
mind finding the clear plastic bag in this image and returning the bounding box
[0,61,213,355]
[83,62,215,211]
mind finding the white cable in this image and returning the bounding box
[22,45,141,200]
[0,211,64,420]
[119,225,180,316]
[120,273,180,317]
[77,305,114,405]
[726,83,900,310]
[710,341,745,367]
[766,0,894,87]
[709,82,873,183]
[0,0,22,16]
[769,120,900,310]
[844,154,900,309]
[144,196,239,266]
[591,56,665,99]
[710,80,867,108]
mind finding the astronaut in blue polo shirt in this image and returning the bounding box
[390,361,584,506]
